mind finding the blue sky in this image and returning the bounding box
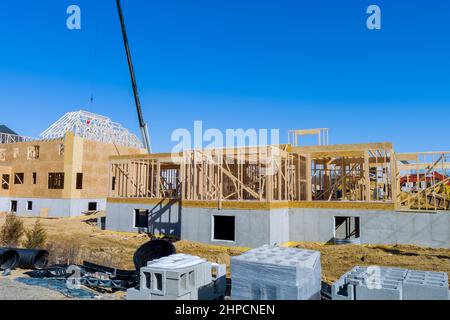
[0,0,449,152]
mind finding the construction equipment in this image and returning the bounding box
[116,0,152,153]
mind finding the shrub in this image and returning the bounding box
[23,219,47,249]
[44,242,80,265]
[0,213,25,247]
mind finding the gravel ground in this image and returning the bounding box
[0,277,69,300]
[0,270,124,300]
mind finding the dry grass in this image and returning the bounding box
[1,213,149,269]
[1,213,449,286]
[293,242,450,285]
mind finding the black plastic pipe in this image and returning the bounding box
[0,248,20,270]
[133,240,176,270]
[4,248,49,270]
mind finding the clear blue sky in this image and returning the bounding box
[1,0,449,152]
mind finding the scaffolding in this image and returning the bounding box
[40,110,143,149]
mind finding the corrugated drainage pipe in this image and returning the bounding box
[7,248,49,270]
[0,249,20,270]
[133,240,176,270]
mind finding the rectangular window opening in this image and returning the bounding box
[58,143,65,156]
[32,172,37,185]
[48,173,65,189]
[134,209,149,228]
[27,201,33,211]
[27,145,40,160]
[10,200,17,213]
[76,173,83,190]
[1,174,10,190]
[14,173,24,185]
[88,202,97,211]
[334,216,360,240]
[213,215,236,242]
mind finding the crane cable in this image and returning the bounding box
[88,3,101,105]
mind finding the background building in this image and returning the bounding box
[0,111,144,217]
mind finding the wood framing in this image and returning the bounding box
[109,142,398,208]
[110,146,308,202]
[396,151,450,211]
[288,128,329,146]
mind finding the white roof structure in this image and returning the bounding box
[40,110,143,148]
[0,133,35,144]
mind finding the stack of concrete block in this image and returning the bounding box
[402,270,449,300]
[332,266,450,300]
[231,245,321,300]
[127,254,226,300]
[198,263,227,300]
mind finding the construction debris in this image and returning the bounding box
[0,240,175,299]
[332,266,450,300]
[231,245,321,300]
[16,277,96,299]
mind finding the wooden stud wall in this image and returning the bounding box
[109,144,401,207]
[396,152,450,211]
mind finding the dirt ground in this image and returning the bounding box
[292,243,450,285]
[1,213,450,286]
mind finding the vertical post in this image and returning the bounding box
[180,156,185,200]
[306,154,312,201]
[388,151,395,202]
[218,155,223,209]
[266,148,273,202]
[156,159,161,198]
[341,158,346,201]
[108,163,113,198]
[364,150,371,201]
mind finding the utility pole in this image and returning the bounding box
[116,0,152,153]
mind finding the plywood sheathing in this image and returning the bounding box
[0,132,144,200]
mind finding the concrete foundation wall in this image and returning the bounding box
[289,208,450,248]
[0,197,9,212]
[269,209,290,245]
[105,201,450,249]
[106,200,181,237]
[181,208,273,247]
[0,196,105,217]
[105,203,284,247]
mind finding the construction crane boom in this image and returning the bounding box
[116,0,152,153]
